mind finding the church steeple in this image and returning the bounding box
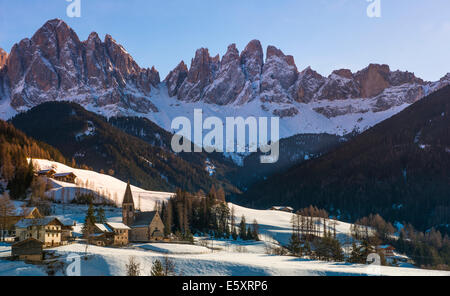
[122,182,135,226]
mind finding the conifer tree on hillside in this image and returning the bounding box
[95,207,106,223]
[82,203,96,252]
[239,215,247,240]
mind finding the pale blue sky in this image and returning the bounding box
[0,0,449,81]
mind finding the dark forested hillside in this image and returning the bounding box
[108,116,239,190]
[242,86,450,232]
[10,102,240,194]
[0,120,66,198]
[231,133,349,190]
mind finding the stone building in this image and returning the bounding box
[122,183,165,242]
[91,222,130,246]
[15,217,63,247]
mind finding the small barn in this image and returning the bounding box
[53,172,77,184]
[36,169,56,178]
[269,206,294,213]
[11,238,44,262]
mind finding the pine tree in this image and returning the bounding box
[288,232,302,256]
[239,215,247,240]
[151,259,164,276]
[82,204,96,236]
[251,219,260,241]
[95,207,106,223]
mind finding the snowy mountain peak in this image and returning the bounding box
[4,19,160,114]
[1,20,450,140]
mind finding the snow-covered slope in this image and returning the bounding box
[32,159,174,210]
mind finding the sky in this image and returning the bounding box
[0,0,449,81]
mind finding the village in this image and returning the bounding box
[0,160,435,276]
[0,167,172,263]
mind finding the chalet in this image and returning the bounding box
[106,222,130,246]
[378,245,396,258]
[36,169,56,178]
[91,222,130,246]
[122,183,165,242]
[0,207,42,238]
[91,223,113,247]
[11,238,44,262]
[53,172,77,184]
[15,217,63,247]
[269,206,294,213]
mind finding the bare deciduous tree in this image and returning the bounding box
[126,256,141,276]
[0,193,16,241]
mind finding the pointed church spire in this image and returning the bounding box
[123,181,134,205]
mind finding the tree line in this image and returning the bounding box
[159,186,259,242]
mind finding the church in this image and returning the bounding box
[122,182,165,242]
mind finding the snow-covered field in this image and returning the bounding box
[1,240,449,276]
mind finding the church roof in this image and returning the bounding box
[123,182,134,205]
[131,211,158,228]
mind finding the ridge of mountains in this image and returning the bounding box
[1,19,450,139]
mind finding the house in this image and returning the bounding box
[122,182,165,242]
[106,222,130,246]
[0,207,42,238]
[36,169,56,178]
[53,172,77,184]
[90,222,130,246]
[11,238,44,262]
[91,223,113,247]
[378,245,396,257]
[61,221,76,244]
[15,217,63,247]
[269,206,294,213]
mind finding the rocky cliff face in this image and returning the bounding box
[0,48,7,69]
[2,19,449,137]
[164,40,442,118]
[4,19,159,113]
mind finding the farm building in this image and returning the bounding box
[15,217,64,247]
[11,238,44,262]
[53,172,77,183]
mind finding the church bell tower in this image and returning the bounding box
[122,182,135,226]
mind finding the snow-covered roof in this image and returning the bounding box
[378,245,395,250]
[131,211,158,228]
[269,206,294,211]
[95,223,112,233]
[106,222,131,230]
[16,217,62,228]
[54,172,76,177]
[37,169,55,174]
[13,207,38,217]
